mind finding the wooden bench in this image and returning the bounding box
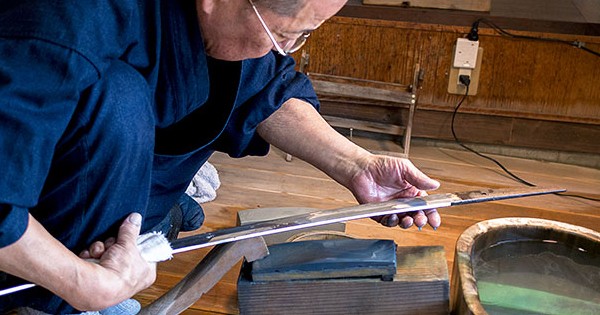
[306,58,422,158]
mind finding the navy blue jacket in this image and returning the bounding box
[0,0,318,312]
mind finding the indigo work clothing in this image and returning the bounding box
[0,0,318,313]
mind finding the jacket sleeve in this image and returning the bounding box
[213,53,320,157]
[0,38,97,247]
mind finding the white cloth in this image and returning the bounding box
[185,162,220,203]
[82,231,173,264]
[136,231,173,262]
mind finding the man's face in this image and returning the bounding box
[198,0,347,61]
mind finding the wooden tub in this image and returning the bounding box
[451,217,600,314]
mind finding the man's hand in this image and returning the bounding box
[76,213,156,310]
[0,213,156,312]
[258,99,442,230]
[347,155,441,229]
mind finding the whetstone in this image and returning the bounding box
[251,239,397,282]
[238,245,449,315]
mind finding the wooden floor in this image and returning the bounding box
[135,138,600,314]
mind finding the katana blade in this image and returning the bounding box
[170,186,565,254]
[0,186,564,297]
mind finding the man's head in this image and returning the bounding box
[251,0,306,17]
[196,0,347,61]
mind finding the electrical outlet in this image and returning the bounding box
[448,45,483,96]
[453,38,479,69]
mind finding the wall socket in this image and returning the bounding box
[448,39,483,95]
[453,38,479,69]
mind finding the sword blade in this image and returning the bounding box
[0,186,564,297]
[171,186,564,254]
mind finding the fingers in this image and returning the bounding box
[384,214,399,227]
[80,213,142,261]
[425,209,441,230]
[79,237,117,259]
[89,242,106,259]
[372,210,440,230]
[412,210,427,229]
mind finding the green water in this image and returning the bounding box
[474,240,600,315]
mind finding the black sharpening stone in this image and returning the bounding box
[250,238,397,282]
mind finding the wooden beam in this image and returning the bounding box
[363,0,491,12]
[323,115,406,135]
[139,237,268,315]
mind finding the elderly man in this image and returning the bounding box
[0,0,440,313]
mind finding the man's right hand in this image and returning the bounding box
[0,213,156,311]
[79,213,157,310]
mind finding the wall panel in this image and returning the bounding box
[297,16,600,154]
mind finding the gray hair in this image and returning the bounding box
[253,0,307,17]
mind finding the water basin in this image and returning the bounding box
[451,218,600,315]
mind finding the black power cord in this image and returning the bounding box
[451,75,600,202]
[469,18,600,58]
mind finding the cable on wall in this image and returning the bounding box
[451,70,600,202]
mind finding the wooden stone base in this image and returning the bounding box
[238,245,449,315]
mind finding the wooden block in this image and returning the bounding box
[141,237,268,315]
[362,0,491,12]
[251,239,397,282]
[237,207,346,245]
[238,245,449,315]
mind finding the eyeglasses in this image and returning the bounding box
[248,0,311,56]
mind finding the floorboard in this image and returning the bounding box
[135,138,600,314]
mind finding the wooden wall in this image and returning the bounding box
[297,15,600,155]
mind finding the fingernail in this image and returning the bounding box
[433,226,438,231]
[418,226,422,231]
[128,213,142,226]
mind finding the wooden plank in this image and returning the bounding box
[323,114,406,135]
[510,118,600,154]
[493,0,586,23]
[574,0,600,23]
[341,1,600,36]
[408,109,600,155]
[363,0,491,12]
[310,72,413,91]
[311,79,415,104]
[319,101,409,125]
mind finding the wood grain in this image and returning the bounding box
[363,0,491,12]
[294,15,600,154]
[301,16,600,124]
[140,238,268,315]
[135,138,600,314]
[341,0,600,35]
[238,245,449,315]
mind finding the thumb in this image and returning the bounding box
[117,212,143,245]
[403,160,440,191]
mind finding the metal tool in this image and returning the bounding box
[0,186,564,296]
[170,186,564,254]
